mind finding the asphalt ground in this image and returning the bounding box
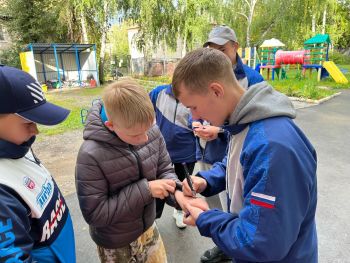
[67,90,350,263]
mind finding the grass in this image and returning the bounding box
[38,87,105,136]
[38,78,168,136]
[265,64,349,100]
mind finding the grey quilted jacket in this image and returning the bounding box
[75,102,179,248]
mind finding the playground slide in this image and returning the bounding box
[323,61,349,84]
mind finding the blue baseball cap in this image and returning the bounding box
[0,65,70,125]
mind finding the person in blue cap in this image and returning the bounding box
[0,65,76,262]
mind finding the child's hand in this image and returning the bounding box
[174,191,208,212]
[194,125,220,141]
[148,179,176,199]
[182,176,207,196]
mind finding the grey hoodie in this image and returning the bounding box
[229,81,296,125]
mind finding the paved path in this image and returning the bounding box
[67,90,350,262]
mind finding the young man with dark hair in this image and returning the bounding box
[173,48,318,263]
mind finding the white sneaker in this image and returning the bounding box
[173,209,187,229]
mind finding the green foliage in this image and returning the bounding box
[271,78,337,100]
[1,0,70,44]
[109,22,130,67]
[329,51,350,65]
[266,66,349,100]
[121,0,221,53]
[0,45,22,68]
[38,87,104,135]
[133,75,172,83]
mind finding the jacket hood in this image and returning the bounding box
[228,81,296,126]
[83,101,126,147]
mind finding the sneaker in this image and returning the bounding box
[200,246,231,263]
[173,209,187,229]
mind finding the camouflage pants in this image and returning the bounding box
[97,223,167,263]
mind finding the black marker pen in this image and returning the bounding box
[182,162,196,197]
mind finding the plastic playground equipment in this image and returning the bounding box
[258,38,285,80]
[237,47,257,69]
[258,34,348,84]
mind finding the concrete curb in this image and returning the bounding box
[289,92,342,105]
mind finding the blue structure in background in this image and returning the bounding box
[24,43,99,87]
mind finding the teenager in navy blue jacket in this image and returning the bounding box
[173,48,318,263]
[193,25,264,263]
[0,65,76,262]
[149,84,197,229]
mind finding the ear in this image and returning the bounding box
[104,120,115,131]
[209,82,224,98]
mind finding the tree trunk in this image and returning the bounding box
[181,33,187,58]
[245,0,258,47]
[246,18,251,47]
[99,0,109,83]
[312,14,316,33]
[322,6,327,34]
[80,9,88,44]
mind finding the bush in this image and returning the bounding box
[329,50,350,65]
[0,45,22,68]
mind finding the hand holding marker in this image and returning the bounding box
[182,162,196,197]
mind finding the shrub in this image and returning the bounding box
[0,45,22,68]
[329,50,350,64]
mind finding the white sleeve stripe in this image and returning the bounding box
[251,192,276,202]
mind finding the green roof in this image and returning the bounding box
[304,34,331,45]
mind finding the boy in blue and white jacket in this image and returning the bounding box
[0,65,76,262]
[173,48,318,263]
[197,25,264,170]
[196,25,264,262]
[149,84,196,228]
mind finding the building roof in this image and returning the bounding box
[24,43,95,54]
[304,34,331,45]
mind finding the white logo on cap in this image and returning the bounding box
[26,82,45,104]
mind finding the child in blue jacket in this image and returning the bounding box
[150,84,197,229]
[0,65,76,262]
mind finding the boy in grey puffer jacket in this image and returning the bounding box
[75,79,191,263]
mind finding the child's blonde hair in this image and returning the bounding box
[102,79,155,128]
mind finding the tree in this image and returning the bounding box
[109,21,130,67]
[76,0,119,83]
[121,0,222,55]
[234,0,259,47]
[1,0,69,44]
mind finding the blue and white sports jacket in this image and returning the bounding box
[0,138,76,262]
[149,84,196,163]
[196,54,264,165]
[197,82,318,262]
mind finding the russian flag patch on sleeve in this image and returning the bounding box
[250,192,276,209]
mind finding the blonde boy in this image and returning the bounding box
[75,79,183,263]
